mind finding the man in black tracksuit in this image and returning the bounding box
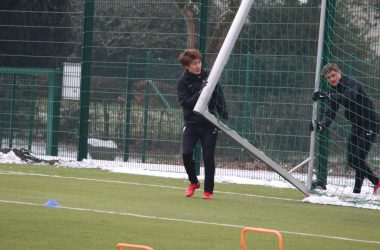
[313,63,380,194]
[177,49,228,199]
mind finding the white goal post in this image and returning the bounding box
[193,0,328,196]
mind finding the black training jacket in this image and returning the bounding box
[321,75,378,131]
[177,69,228,125]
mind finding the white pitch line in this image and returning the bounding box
[0,199,379,245]
[0,170,301,202]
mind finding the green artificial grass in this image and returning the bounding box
[0,164,379,249]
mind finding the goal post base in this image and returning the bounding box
[199,110,310,196]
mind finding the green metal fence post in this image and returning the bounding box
[197,0,208,53]
[193,0,209,176]
[28,78,36,151]
[46,70,61,156]
[123,56,133,162]
[142,52,152,163]
[316,0,337,187]
[8,73,16,148]
[242,52,251,138]
[77,0,95,161]
[0,77,5,148]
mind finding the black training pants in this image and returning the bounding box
[347,128,379,193]
[181,123,218,193]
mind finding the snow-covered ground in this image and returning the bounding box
[0,149,379,210]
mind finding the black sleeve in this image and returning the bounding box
[177,79,199,109]
[320,97,339,127]
[343,80,359,101]
[340,75,360,103]
[214,84,228,120]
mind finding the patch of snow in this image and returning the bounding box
[0,149,379,210]
[88,138,118,148]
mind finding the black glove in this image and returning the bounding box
[315,122,325,133]
[312,91,329,101]
[310,121,325,133]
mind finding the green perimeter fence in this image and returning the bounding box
[0,0,379,189]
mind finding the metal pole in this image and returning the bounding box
[242,52,251,138]
[142,51,152,163]
[193,0,209,176]
[197,0,208,54]
[28,79,36,151]
[307,0,327,191]
[46,70,61,156]
[9,74,16,148]
[194,0,254,115]
[77,0,95,160]
[123,56,132,162]
[202,110,309,196]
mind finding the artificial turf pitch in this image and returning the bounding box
[0,164,379,250]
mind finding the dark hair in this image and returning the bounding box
[178,49,202,67]
[321,63,341,77]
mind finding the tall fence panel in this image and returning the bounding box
[0,3,83,157]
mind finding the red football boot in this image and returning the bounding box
[185,182,200,197]
[203,192,213,199]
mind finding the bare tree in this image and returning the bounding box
[175,0,200,48]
